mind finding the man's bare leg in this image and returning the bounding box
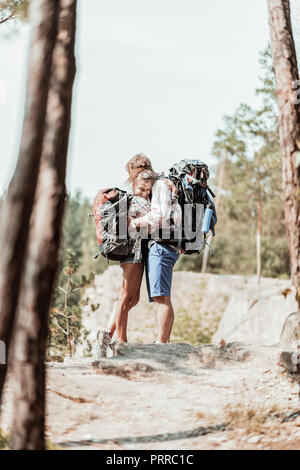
[153,295,174,343]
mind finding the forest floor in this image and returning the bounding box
[2,342,300,450]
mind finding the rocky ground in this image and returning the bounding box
[1,270,299,450]
[2,342,300,450]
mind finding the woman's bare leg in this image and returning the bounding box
[107,310,116,338]
[108,263,144,342]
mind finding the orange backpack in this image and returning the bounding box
[93,188,134,261]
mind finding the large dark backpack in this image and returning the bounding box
[93,161,217,260]
[159,159,217,255]
[93,188,135,261]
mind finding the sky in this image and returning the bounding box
[0,0,299,199]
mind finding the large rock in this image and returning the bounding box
[213,278,297,346]
[76,267,297,354]
[279,312,300,374]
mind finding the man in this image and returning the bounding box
[129,177,182,343]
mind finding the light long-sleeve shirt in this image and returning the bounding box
[130,180,182,237]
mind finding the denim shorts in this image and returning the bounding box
[145,242,179,303]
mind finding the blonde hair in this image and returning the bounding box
[126,153,155,179]
[130,168,157,187]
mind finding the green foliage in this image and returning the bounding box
[53,192,107,322]
[0,429,9,450]
[49,192,108,359]
[49,250,98,359]
[59,191,107,282]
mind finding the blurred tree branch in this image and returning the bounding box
[0,11,13,24]
[0,1,29,24]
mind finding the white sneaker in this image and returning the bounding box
[95,329,111,358]
[108,338,119,355]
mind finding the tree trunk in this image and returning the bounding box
[10,0,77,450]
[268,0,300,389]
[201,153,226,273]
[0,0,59,405]
[268,0,300,308]
[256,199,262,285]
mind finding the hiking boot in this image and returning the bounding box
[95,329,111,358]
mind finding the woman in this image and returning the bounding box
[96,155,157,356]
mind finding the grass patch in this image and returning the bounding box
[172,308,216,344]
[196,411,206,420]
[172,277,222,345]
[46,440,61,450]
[0,429,9,450]
[224,403,283,434]
[0,429,60,450]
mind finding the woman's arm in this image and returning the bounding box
[130,180,172,232]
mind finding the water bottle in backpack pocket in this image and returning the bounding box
[201,205,214,233]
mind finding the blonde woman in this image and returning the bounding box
[97,155,156,356]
